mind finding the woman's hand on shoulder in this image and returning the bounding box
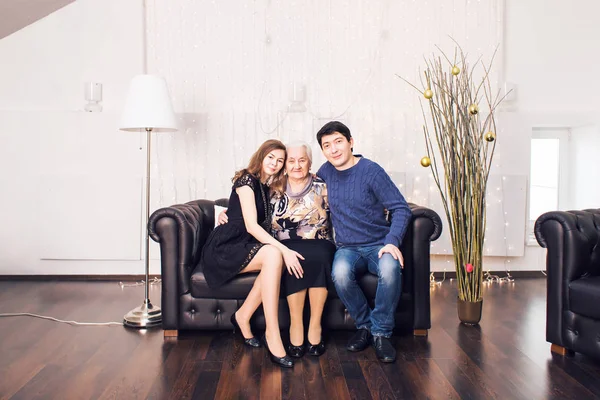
[283,248,305,279]
[217,209,228,225]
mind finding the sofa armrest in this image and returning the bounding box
[148,199,217,329]
[535,209,600,281]
[534,209,600,346]
[407,203,443,330]
[408,203,443,241]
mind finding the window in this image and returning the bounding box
[527,128,570,244]
[529,138,559,220]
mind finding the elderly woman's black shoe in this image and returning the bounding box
[307,338,326,357]
[263,335,294,368]
[230,313,261,348]
[287,343,306,358]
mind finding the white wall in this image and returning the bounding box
[1,0,599,275]
[0,0,146,274]
[504,0,600,115]
[485,0,600,274]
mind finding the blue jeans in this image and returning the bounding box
[331,245,402,338]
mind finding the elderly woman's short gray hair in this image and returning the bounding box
[286,140,312,163]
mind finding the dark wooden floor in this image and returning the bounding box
[1,279,600,400]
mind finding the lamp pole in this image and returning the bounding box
[143,127,152,304]
[123,127,161,328]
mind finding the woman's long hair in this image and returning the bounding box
[232,139,287,195]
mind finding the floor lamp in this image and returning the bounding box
[119,75,177,328]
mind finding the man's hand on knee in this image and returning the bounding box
[378,244,404,268]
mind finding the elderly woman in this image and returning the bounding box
[220,141,335,357]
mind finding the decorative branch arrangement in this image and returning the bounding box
[398,42,508,304]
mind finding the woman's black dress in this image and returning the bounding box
[201,173,272,289]
[280,239,335,295]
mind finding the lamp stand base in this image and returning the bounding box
[123,299,162,329]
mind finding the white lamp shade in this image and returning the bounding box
[120,75,177,132]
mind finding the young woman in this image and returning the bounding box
[219,142,335,358]
[201,139,303,368]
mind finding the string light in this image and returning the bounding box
[429,270,445,287]
[484,174,516,285]
[144,0,504,255]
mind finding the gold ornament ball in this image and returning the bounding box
[451,65,460,75]
[423,89,433,99]
[420,156,431,167]
[468,104,479,115]
[484,132,496,142]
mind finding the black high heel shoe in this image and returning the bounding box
[307,338,326,357]
[287,342,306,358]
[262,334,294,368]
[230,313,261,348]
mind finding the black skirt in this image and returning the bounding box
[281,239,336,296]
[201,220,264,289]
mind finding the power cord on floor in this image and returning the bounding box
[0,312,122,326]
[0,278,163,327]
[118,277,162,288]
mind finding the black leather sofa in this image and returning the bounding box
[149,199,442,338]
[535,209,600,359]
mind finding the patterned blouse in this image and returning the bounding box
[271,175,332,241]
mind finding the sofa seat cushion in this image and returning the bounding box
[350,273,388,299]
[569,276,600,320]
[191,270,260,299]
[190,268,339,299]
[191,267,411,308]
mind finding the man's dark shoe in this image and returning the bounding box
[346,329,371,352]
[372,336,396,363]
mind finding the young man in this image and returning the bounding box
[316,121,411,363]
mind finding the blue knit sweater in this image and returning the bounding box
[317,156,411,248]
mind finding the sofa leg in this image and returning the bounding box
[413,329,428,337]
[551,344,572,356]
[164,329,178,338]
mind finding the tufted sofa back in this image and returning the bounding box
[535,209,600,278]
